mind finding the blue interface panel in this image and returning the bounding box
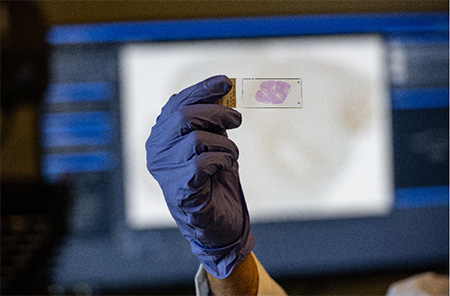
[41,13,448,292]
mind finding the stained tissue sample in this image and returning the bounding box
[255,80,291,104]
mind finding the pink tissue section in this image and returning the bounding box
[255,80,291,104]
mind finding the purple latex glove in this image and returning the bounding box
[146,75,254,279]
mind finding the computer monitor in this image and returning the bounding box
[41,13,448,292]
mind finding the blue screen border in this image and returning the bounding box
[47,12,448,44]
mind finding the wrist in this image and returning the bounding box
[206,252,259,296]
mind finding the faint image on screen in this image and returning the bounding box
[119,35,393,229]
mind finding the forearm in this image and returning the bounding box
[206,252,259,296]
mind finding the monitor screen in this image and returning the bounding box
[119,34,393,229]
[41,13,448,292]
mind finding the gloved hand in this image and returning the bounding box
[146,75,254,279]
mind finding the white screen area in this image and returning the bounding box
[119,35,393,229]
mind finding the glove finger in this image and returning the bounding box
[188,151,237,190]
[191,131,239,160]
[160,75,232,117]
[147,131,239,171]
[147,104,241,145]
[180,104,242,136]
[149,151,237,199]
